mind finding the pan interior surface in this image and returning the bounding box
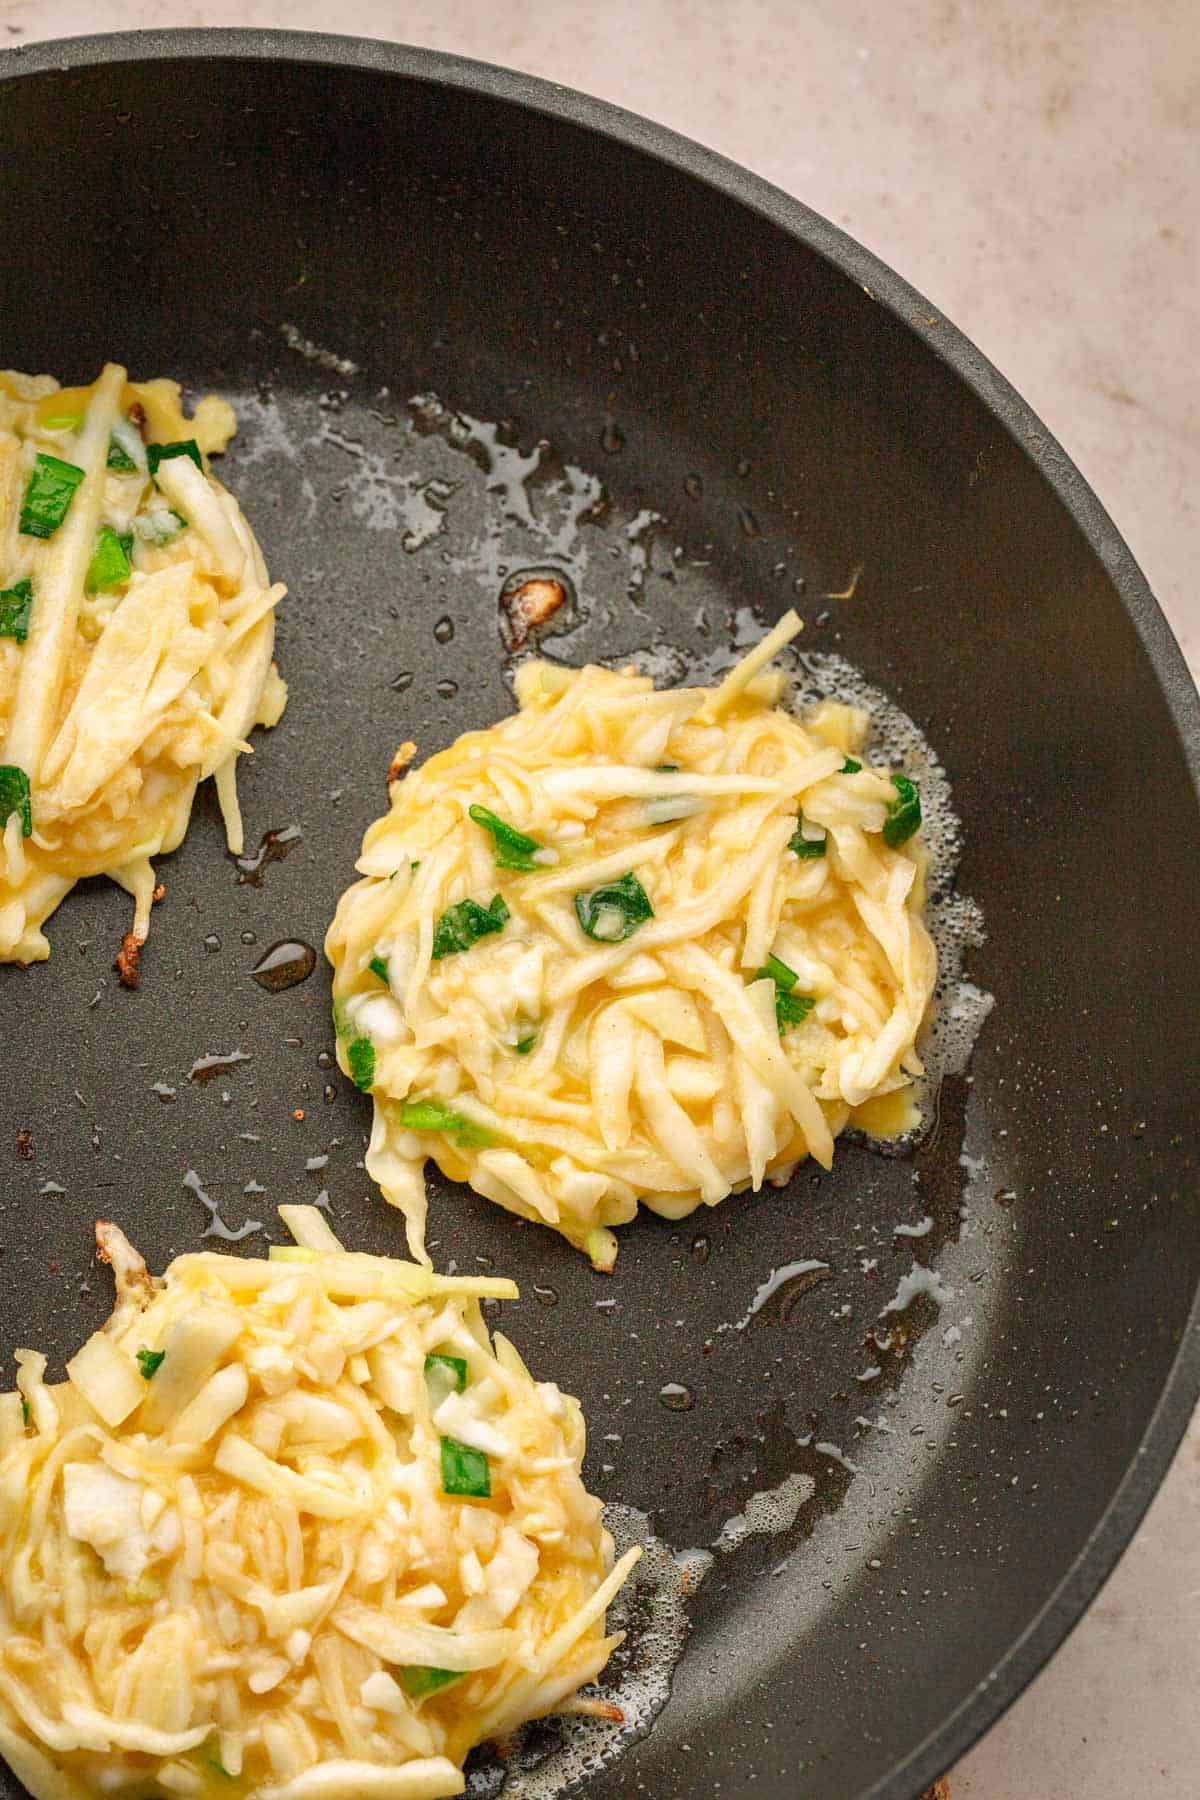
[1,38,1198,1800]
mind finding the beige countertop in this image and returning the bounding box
[5,1,1197,1793]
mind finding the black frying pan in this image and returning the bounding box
[1,31,1198,1800]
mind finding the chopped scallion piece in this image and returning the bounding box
[86,526,133,593]
[753,952,799,990]
[0,579,33,644]
[0,766,32,838]
[513,1032,537,1055]
[882,775,922,847]
[653,762,680,772]
[206,1755,235,1782]
[752,952,815,1033]
[775,990,816,1031]
[574,870,654,943]
[789,817,827,859]
[400,1098,496,1148]
[440,1435,491,1498]
[106,435,138,472]
[40,409,84,432]
[347,1036,375,1091]
[424,1352,469,1394]
[431,893,509,960]
[147,439,203,478]
[468,803,544,872]
[841,757,862,774]
[135,505,188,545]
[368,954,390,983]
[401,1665,462,1699]
[20,453,84,539]
[136,1348,166,1380]
[20,1397,30,1427]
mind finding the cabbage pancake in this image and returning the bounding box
[327,610,937,1270]
[0,1207,636,1800]
[0,365,286,968]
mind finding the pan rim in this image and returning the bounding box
[2,27,1198,1799]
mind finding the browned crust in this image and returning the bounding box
[500,575,566,651]
[919,1781,951,1799]
[114,931,142,988]
[387,740,418,798]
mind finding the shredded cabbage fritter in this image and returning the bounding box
[0,1208,635,1800]
[327,611,937,1269]
[0,366,286,967]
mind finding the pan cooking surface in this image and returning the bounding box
[1,34,1198,1800]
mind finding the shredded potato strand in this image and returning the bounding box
[327,634,936,1266]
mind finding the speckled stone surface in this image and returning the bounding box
[4,2,1197,1793]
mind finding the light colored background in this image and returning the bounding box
[5,1,1197,1793]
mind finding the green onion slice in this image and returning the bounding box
[882,775,922,847]
[401,1666,462,1699]
[789,817,827,859]
[440,1435,491,1498]
[136,1348,166,1380]
[399,1098,495,1148]
[574,870,654,942]
[346,1037,375,1091]
[368,954,390,983]
[468,803,544,872]
[513,1032,537,1056]
[106,436,138,473]
[751,952,815,1034]
[135,506,188,545]
[431,893,509,960]
[841,756,862,774]
[424,1352,469,1398]
[86,526,133,593]
[0,766,32,838]
[20,453,84,539]
[147,439,203,478]
[0,580,33,644]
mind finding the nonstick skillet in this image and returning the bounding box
[1,30,1198,1800]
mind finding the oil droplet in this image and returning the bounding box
[317,1050,334,1069]
[433,615,455,644]
[323,1083,337,1103]
[390,670,414,692]
[435,678,459,700]
[658,1382,694,1412]
[235,824,302,886]
[683,473,703,500]
[151,1081,176,1103]
[600,416,626,455]
[240,930,257,946]
[691,1235,710,1265]
[994,1187,1018,1208]
[251,940,317,993]
[794,575,808,598]
[532,1284,559,1307]
[736,457,751,477]
[736,504,761,539]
